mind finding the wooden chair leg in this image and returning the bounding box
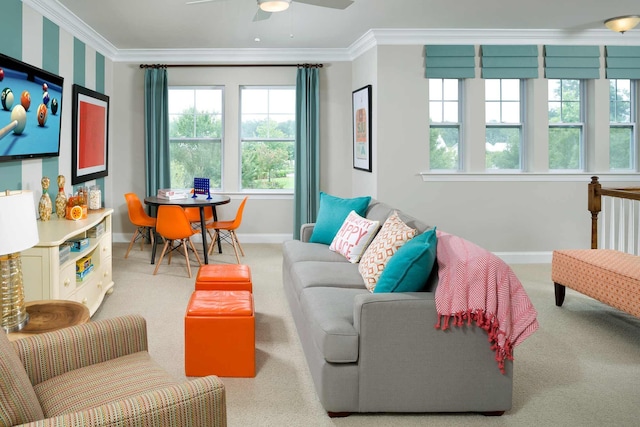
[153,241,171,275]
[207,230,220,255]
[182,240,192,278]
[231,230,245,256]
[188,238,203,266]
[125,229,140,259]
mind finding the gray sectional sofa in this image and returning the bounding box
[282,200,513,416]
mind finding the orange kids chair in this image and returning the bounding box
[205,197,248,264]
[124,193,156,258]
[184,206,214,232]
[153,205,203,278]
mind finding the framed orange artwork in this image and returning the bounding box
[352,84,372,172]
[71,84,109,185]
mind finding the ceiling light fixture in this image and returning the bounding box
[258,0,291,13]
[604,15,640,33]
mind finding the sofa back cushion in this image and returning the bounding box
[309,193,371,245]
[366,200,429,234]
[0,331,45,426]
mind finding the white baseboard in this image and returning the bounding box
[114,232,552,264]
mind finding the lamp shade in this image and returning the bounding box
[258,0,291,12]
[604,15,640,33]
[0,191,39,255]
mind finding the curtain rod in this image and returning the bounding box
[139,63,323,69]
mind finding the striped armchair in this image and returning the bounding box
[0,315,226,427]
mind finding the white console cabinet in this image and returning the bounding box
[21,208,114,316]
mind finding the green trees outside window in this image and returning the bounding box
[610,79,635,170]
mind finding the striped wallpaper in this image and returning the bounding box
[0,0,108,213]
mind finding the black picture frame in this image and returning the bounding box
[71,84,109,185]
[352,84,372,172]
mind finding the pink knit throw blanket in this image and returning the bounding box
[434,231,539,373]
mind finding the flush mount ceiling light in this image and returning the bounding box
[258,0,291,13]
[604,15,640,33]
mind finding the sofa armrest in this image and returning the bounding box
[353,292,436,333]
[300,223,315,242]
[17,376,227,427]
[13,315,148,386]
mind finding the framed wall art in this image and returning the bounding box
[71,84,109,185]
[352,84,372,172]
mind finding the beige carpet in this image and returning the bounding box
[94,242,640,427]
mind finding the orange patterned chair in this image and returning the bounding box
[552,249,640,318]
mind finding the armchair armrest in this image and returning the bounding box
[13,315,148,386]
[17,376,227,427]
[300,223,315,242]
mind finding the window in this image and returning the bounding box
[485,79,523,170]
[548,79,584,170]
[168,87,223,189]
[429,78,461,170]
[240,86,295,191]
[609,79,636,170]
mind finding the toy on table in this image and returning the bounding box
[192,177,212,200]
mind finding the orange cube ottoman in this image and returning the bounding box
[195,264,253,292]
[185,290,255,377]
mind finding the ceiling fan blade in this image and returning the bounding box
[253,8,272,21]
[185,0,226,5]
[294,0,354,9]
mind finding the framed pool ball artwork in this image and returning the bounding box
[71,84,110,185]
[0,53,64,162]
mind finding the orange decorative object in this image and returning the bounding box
[65,204,87,220]
[195,264,252,292]
[185,290,255,378]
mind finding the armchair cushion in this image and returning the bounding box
[0,331,44,427]
[34,351,179,417]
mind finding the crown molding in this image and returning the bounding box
[25,1,640,64]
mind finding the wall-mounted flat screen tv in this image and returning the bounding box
[0,53,64,162]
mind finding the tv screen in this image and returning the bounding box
[0,53,64,162]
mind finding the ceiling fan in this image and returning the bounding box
[185,0,354,22]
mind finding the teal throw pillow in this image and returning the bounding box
[309,192,371,245]
[374,227,437,293]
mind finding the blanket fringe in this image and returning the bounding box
[435,309,513,374]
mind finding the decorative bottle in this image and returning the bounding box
[55,175,67,218]
[39,176,52,221]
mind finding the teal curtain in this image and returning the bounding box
[424,45,475,79]
[544,45,600,79]
[481,45,538,78]
[293,67,320,240]
[144,68,170,199]
[605,46,640,79]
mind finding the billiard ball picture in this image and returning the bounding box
[10,104,27,135]
[1,87,13,111]
[51,98,59,115]
[20,90,31,111]
[37,103,48,127]
[43,91,50,106]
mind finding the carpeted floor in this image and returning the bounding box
[94,242,640,427]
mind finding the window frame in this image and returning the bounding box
[609,78,637,171]
[428,78,463,171]
[484,78,525,171]
[548,78,586,171]
[239,85,296,193]
[167,85,225,190]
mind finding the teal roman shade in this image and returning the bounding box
[481,45,538,78]
[544,45,600,79]
[605,46,640,79]
[425,45,475,79]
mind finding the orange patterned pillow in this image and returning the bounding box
[358,211,417,292]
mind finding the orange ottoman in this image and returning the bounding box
[195,264,253,292]
[185,290,255,377]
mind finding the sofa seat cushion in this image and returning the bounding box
[289,261,366,299]
[300,287,370,363]
[283,240,349,266]
[34,351,179,417]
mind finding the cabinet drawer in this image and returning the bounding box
[59,263,76,299]
[99,235,112,260]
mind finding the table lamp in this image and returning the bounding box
[0,190,39,333]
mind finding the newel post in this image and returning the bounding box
[588,176,601,249]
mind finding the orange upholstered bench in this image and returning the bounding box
[552,249,640,318]
[195,264,252,292]
[185,290,255,377]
